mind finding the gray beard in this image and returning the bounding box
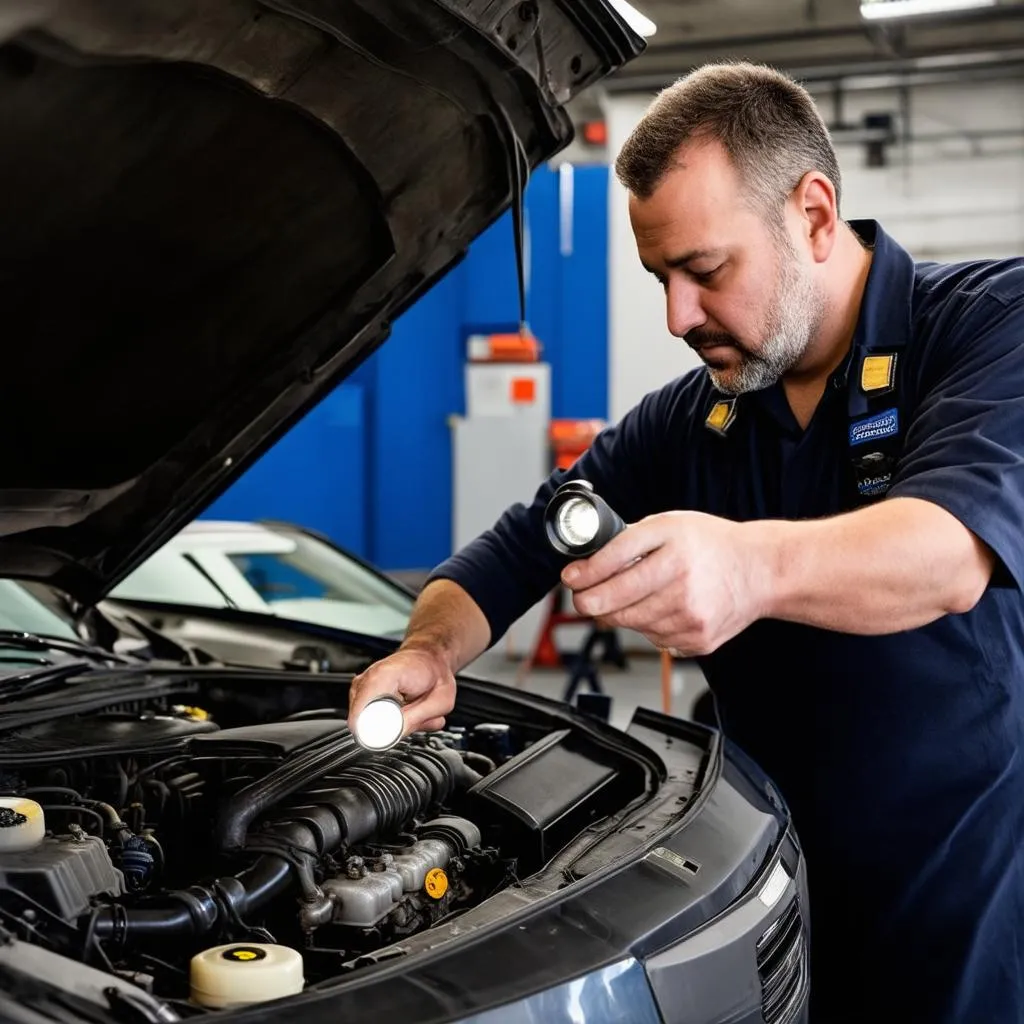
[707,257,826,396]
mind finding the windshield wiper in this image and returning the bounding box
[0,653,51,667]
[0,660,99,701]
[0,631,129,703]
[0,630,128,664]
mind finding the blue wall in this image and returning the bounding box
[199,381,369,553]
[202,165,609,571]
[366,263,467,570]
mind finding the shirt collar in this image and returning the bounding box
[745,220,916,432]
[830,219,917,389]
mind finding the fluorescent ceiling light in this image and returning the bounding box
[608,0,657,37]
[860,0,996,20]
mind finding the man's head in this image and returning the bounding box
[615,62,843,394]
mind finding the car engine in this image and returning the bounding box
[0,688,652,1015]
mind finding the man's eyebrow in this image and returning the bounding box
[640,249,725,276]
[665,248,725,269]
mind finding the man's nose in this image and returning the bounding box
[666,278,706,338]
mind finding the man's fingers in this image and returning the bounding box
[615,594,677,634]
[347,649,454,736]
[347,668,400,722]
[571,547,674,620]
[398,678,456,735]
[349,673,453,737]
[642,610,715,658]
[562,518,664,590]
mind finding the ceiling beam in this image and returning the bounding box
[632,4,1024,58]
[603,43,1024,93]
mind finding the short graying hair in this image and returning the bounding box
[614,62,842,225]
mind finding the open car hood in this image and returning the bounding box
[0,0,642,603]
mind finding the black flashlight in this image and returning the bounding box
[543,480,626,558]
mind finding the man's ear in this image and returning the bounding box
[792,171,838,263]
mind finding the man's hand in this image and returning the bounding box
[562,497,995,645]
[348,646,456,738]
[346,579,491,739]
[561,510,770,656]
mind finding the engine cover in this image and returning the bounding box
[0,833,124,919]
[189,720,347,759]
[467,728,630,872]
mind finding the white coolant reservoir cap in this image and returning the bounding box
[353,695,405,750]
[190,943,304,1009]
[0,797,45,853]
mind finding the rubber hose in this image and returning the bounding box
[87,744,466,945]
[89,853,296,942]
[216,730,361,852]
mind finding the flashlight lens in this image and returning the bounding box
[354,697,404,750]
[556,497,601,548]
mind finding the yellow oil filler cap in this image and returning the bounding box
[190,943,304,1008]
[0,798,45,853]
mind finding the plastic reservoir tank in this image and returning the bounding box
[190,943,304,1008]
[0,797,46,853]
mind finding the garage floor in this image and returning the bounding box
[466,645,709,732]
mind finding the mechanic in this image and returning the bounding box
[349,62,1024,1022]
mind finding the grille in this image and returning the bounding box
[756,897,808,1024]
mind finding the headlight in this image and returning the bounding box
[353,696,405,751]
[543,480,626,558]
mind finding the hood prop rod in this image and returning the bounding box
[498,109,530,339]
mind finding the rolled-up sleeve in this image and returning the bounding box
[889,292,1024,589]
[427,381,686,646]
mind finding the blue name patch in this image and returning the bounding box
[849,408,899,447]
[857,473,892,497]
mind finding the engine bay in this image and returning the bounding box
[0,669,661,1016]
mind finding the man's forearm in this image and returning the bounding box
[752,496,996,634]
[398,579,492,673]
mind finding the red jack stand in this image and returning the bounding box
[517,587,584,681]
[537,588,582,666]
[517,587,628,688]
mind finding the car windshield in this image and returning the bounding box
[0,580,78,640]
[0,580,118,683]
[110,526,414,639]
[228,534,413,624]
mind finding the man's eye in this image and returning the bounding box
[692,266,721,284]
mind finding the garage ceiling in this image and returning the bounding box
[601,0,1024,92]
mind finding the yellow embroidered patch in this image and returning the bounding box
[705,399,737,435]
[861,354,896,394]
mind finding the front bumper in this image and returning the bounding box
[449,828,809,1024]
[646,829,809,1024]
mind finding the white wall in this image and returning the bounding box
[605,95,704,425]
[603,78,1024,422]
[820,80,1024,262]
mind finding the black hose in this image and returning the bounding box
[237,855,294,910]
[25,786,81,801]
[216,729,361,852]
[41,804,106,836]
[461,751,496,775]
[90,855,296,943]
[27,789,131,844]
[94,901,194,941]
[88,743,469,946]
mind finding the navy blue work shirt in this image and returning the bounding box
[431,221,1024,1022]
